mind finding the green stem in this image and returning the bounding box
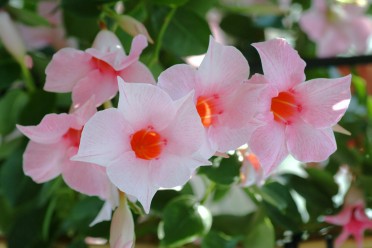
[149,7,177,67]
[200,182,216,205]
[20,63,36,92]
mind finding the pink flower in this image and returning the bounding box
[44,30,155,107]
[16,98,112,201]
[324,201,372,248]
[18,1,77,50]
[73,79,210,213]
[246,38,351,176]
[300,0,372,57]
[238,148,264,187]
[158,37,257,156]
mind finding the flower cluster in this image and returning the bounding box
[18,30,351,246]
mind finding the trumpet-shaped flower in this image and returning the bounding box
[246,39,351,176]
[17,98,112,200]
[324,201,372,248]
[73,79,210,213]
[44,30,155,107]
[300,0,372,57]
[158,36,259,156]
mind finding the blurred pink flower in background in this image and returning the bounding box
[324,187,372,248]
[158,37,261,157]
[300,0,372,57]
[246,38,351,176]
[73,80,210,213]
[17,98,113,202]
[18,1,77,50]
[44,30,155,107]
[238,148,264,187]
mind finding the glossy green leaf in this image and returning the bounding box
[198,154,241,185]
[159,195,212,247]
[202,230,239,248]
[306,167,338,197]
[162,8,211,56]
[243,217,275,248]
[151,0,189,7]
[6,6,50,27]
[0,89,28,135]
[184,0,218,17]
[61,0,118,17]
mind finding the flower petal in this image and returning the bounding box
[208,126,250,153]
[317,28,350,58]
[117,78,177,131]
[73,108,132,166]
[62,147,111,199]
[44,48,93,92]
[334,229,350,248]
[17,113,77,144]
[118,61,155,84]
[118,34,148,70]
[90,201,113,227]
[249,121,288,176]
[198,36,249,91]
[92,30,125,54]
[295,75,351,128]
[299,6,327,41]
[23,141,65,183]
[72,69,118,107]
[71,96,97,126]
[110,197,135,248]
[106,152,157,213]
[286,121,336,162]
[252,39,306,91]
[158,64,199,100]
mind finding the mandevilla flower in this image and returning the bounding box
[300,0,372,57]
[246,38,351,176]
[158,36,259,156]
[16,98,112,200]
[44,30,155,107]
[73,79,210,213]
[324,189,372,248]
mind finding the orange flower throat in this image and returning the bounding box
[196,95,222,127]
[270,91,301,124]
[130,129,165,160]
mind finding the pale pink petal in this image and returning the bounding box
[90,201,113,227]
[161,92,206,156]
[295,75,351,128]
[18,25,54,50]
[44,48,93,92]
[208,126,250,153]
[152,154,201,188]
[71,96,97,125]
[249,121,288,176]
[117,78,177,131]
[324,206,353,225]
[92,30,125,54]
[73,108,132,166]
[118,61,155,84]
[354,231,364,248]
[252,39,306,91]
[118,34,148,70]
[158,64,200,100]
[317,28,350,58]
[110,198,134,248]
[72,70,118,107]
[349,17,372,54]
[38,1,61,25]
[17,113,77,144]
[334,229,350,248]
[286,122,336,162]
[23,141,65,183]
[106,152,156,213]
[299,8,327,41]
[62,147,111,199]
[198,36,249,92]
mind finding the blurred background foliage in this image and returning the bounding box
[0,0,372,247]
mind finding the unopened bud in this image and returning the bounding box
[117,15,153,44]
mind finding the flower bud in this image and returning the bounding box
[117,15,153,44]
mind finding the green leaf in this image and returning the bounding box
[202,231,239,248]
[243,217,275,248]
[159,195,212,247]
[0,89,29,135]
[151,0,189,7]
[368,96,372,120]
[198,154,241,185]
[183,0,218,17]
[18,90,56,126]
[222,3,285,16]
[6,6,51,27]
[162,8,211,56]
[0,137,23,160]
[62,0,118,17]
[352,74,367,103]
[220,13,264,41]
[306,167,338,197]
[0,49,21,88]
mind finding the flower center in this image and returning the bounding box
[63,128,83,147]
[270,91,301,125]
[196,95,222,127]
[130,129,165,160]
[92,57,117,75]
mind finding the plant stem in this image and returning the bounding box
[200,181,216,205]
[20,63,36,92]
[149,7,177,67]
